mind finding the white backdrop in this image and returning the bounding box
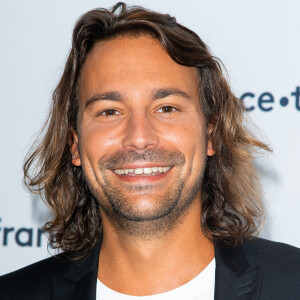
[0,0,299,275]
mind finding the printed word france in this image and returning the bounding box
[0,218,44,247]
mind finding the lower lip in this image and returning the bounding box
[112,169,172,182]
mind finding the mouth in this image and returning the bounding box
[112,165,173,182]
[114,166,171,175]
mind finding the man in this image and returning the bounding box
[0,2,299,299]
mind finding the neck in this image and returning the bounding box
[97,198,214,296]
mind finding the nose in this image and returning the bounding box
[122,112,159,151]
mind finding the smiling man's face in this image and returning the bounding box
[72,35,214,237]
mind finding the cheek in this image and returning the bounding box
[159,117,206,167]
[79,122,120,170]
[176,119,207,177]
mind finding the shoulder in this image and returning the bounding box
[242,237,300,297]
[242,237,300,266]
[0,253,70,300]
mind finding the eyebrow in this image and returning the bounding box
[85,91,122,108]
[152,88,191,100]
[85,88,191,109]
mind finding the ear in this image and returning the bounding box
[70,129,81,166]
[207,123,215,157]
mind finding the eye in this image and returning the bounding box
[157,106,177,113]
[99,109,121,116]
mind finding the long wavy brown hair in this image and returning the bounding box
[24,2,270,259]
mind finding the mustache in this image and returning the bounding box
[99,149,185,170]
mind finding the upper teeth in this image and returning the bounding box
[114,166,171,175]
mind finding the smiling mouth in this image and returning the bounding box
[113,166,172,176]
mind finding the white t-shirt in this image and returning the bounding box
[96,258,215,300]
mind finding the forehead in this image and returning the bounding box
[79,36,199,102]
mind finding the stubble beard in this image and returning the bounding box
[84,149,205,240]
